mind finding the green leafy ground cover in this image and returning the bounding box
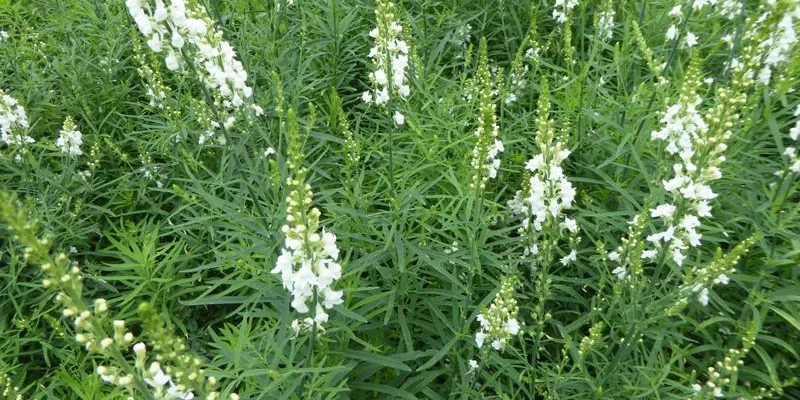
[1,0,799,398]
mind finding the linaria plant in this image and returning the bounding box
[0,88,33,156]
[505,11,540,106]
[271,107,344,333]
[508,78,578,271]
[469,38,504,193]
[55,116,83,157]
[362,0,411,114]
[0,193,237,400]
[329,89,360,184]
[125,0,260,143]
[0,366,23,400]
[776,104,800,178]
[687,321,759,399]
[645,60,716,267]
[4,0,800,398]
[666,234,757,313]
[595,0,615,41]
[473,276,520,356]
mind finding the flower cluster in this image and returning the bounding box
[1,88,33,152]
[667,235,756,315]
[717,0,742,20]
[608,213,649,281]
[469,38,503,191]
[475,276,520,351]
[578,321,605,357]
[508,81,576,239]
[755,1,799,86]
[553,0,578,24]
[0,194,237,400]
[777,104,800,177]
[126,0,257,139]
[139,303,235,400]
[99,355,200,400]
[56,116,83,156]
[687,323,758,400]
[271,109,344,331]
[504,23,540,106]
[362,0,410,120]
[647,64,729,266]
[0,368,23,400]
[595,0,615,41]
[133,39,174,113]
[664,5,698,48]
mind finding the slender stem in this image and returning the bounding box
[389,123,395,196]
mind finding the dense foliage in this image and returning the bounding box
[1,0,799,398]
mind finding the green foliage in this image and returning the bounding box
[1,0,799,399]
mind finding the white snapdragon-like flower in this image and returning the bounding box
[143,362,195,399]
[553,0,579,24]
[647,85,724,266]
[685,32,698,48]
[363,0,411,107]
[126,0,254,138]
[475,277,519,352]
[393,111,405,126]
[509,146,575,232]
[755,2,800,86]
[596,8,615,40]
[56,117,83,156]
[271,195,344,329]
[560,249,577,266]
[1,89,34,150]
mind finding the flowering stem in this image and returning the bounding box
[184,56,272,229]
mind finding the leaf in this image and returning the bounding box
[343,350,412,372]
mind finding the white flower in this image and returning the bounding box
[1,89,34,148]
[475,331,486,348]
[697,288,709,306]
[468,359,479,372]
[373,70,388,86]
[393,111,405,126]
[612,266,628,280]
[560,250,577,266]
[505,318,520,335]
[650,204,676,219]
[642,249,658,259]
[253,104,264,116]
[375,88,390,105]
[666,25,678,41]
[608,251,620,261]
[714,274,729,285]
[145,362,170,389]
[525,154,544,172]
[321,230,339,259]
[56,120,83,156]
[564,218,578,233]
